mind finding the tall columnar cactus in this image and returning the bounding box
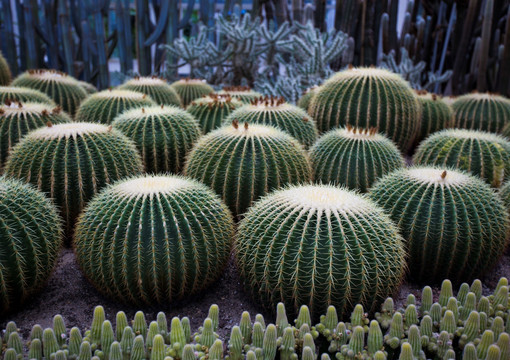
[451,93,510,133]
[119,77,181,107]
[0,178,62,314]
[0,87,56,105]
[4,123,143,237]
[74,175,234,305]
[217,86,262,104]
[370,167,509,283]
[297,86,319,112]
[186,94,244,134]
[223,96,318,148]
[11,70,88,116]
[0,101,71,169]
[79,81,98,95]
[0,52,12,86]
[184,122,311,216]
[170,79,214,107]
[414,90,453,146]
[310,126,405,192]
[235,184,406,319]
[76,90,156,124]
[413,129,510,187]
[113,106,201,174]
[308,67,422,151]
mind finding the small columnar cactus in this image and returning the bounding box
[217,86,262,104]
[451,93,510,133]
[12,69,88,116]
[235,184,406,319]
[170,79,214,107]
[4,123,143,237]
[0,86,55,105]
[113,106,201,174]
[370,167,509,283]
[413,129,510,187]
[74,175,234,305]
[310,126,404,192]
[0,101,71,169]
[186,94,243,134]
[184,121,311,216]
[119,76,181,106]
[223,96,318,148]
[308,67,422,151]
[76,89,156,124]
[79,81,98,95]
[0,178,62,314]
[414,90,453,145]
[0,52,12,85]
[297,86,319,112]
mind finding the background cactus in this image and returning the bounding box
[297,86,319,112]
[112,106,201,174]
[223,96,318,148]
[170,79,214,107]
[217,86,262,104]
[74,175,234,305]
[0,101,71,169]
[310,126,405,192]
[451,93,510,133]
[414,91,453,146]
[185,122,311,216]
[11,70,87,116]
[500,181,510,213]
[186,94,243,134]
[413,129,510,187]
[4,123,143,237]
[0,87,55,106]
[0,52,12,86]
[370,167,509,283]
[235,184,406,319]
[76,90,156,124]
[119,77,181,107]
[308,67,422,152]
[78,81,97,95]
[0,178,62,314]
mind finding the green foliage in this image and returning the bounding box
[170,79,214,107]
[186,94,243,134]
[0,51,12,86]
[452,93,510,133]
[74,175,234,305]
[119,77,181,107]
[0,86,56,105]
[414,91,453,146]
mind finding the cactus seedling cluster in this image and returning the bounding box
[74,175,234,305]
[370,167,510,283]
[310,126,405,192]
[119,76,181,106]
[217,86,262,104]
[185,121,311,216]
[451,93,510,133]
[186,94,244,134]
[113,106,201,174]
[0,86,56,105]
[170,78,214,107]
[0,52,12,85]
[414,91,453,146]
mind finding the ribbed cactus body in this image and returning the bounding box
[186,94,243,134]
[0,86,55,105]
[308,67,421,151]
[370,167,509,283]
[452,93,510,133]
[184,122,311,216]
[12,70,88,116]
[500,181,510,212]
[4,123,143,237]
[113,106,201,174]
[235,184,406,319]
[413,129,510,187]
[119,77,181,106]
[74,175,234,305]
[0,102,71,169]
[414,91,452,145]
[310,126,404,192]
[79,81,98,95]
[223,97,318,148]
[0,178,62,314]
[170,79,214,107]
[217,86,262,104]
[76,90,156,124]
[297,86,319,111]
[0,52,12,85]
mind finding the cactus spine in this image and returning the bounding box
[0,52,12,85]
[119,77,181,107]
[451,93,510,133]
[186,94,243,134]
[170,79,214,107]
[79,81,98,95]
[297,86,319,112]
[0,86,55,105]
[217,86,262,104]
[414,91,453,145]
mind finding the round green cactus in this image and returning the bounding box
[0,177,62,314]
[186,94,244,134]
[451,93,510,133]
[370,167,509,283]
[4,122,143,237]
[414,91,453,145]
[170,78,214,107]
[0,86,55,105]
[74,174,234,305]
[113,106,201,174]
[119,76,181,106]
[0,101,71,169]
[217,86,262,104]
[79,81,98,95]
[308,67,422,151]
[184,121,311,216]
[12,69,88,116]
[76,89,156,124]
[223,96,318,148]
[0,52,12,85]
[235,184,406,319]
[499,181,510,213]
[297,86,319,111]
[413,129,510,187]
[310,126,405,192]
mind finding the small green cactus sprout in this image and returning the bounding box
[386,312,404,349]
[120,327,134,359]
[350,304,365,327]
[414,90,453,145]
[31,324,44,341]
[0,51,12,85]
[252,322,264,348]
[404,304,418,327]
[208,339,223,360]
[130,336,145,360]
[182,317,191,343]
[457,283,470,305]
[4,348,17,360]
[228,326,243,360]
[491,317,505,339]
[199,318,216,348]
[53,315,67,347]
[485,344,501,360]
[370,167,509,283]
[419,316,433,338]
[55,350,67,360]
[373,351,387,360]
[375,298,395,329]
[280,327,296,360]
[297,86,319,111]
[170,318,186,358]
[463,343,477,360]
[451,93,510,133]
[296,305,312,328]
[440,310,456,334]
[69,328,83,358]
[398,342,413,360]
[116,312,129,342]
[420,286,433,313]
[7,332,22,355]
[217,86,262,104]
[255,314,265,329]
[348,326,365,355]
[240,311,252,345]
[170,79,214,106]
[91,306,106,344]
[310,126,404,192]
[438,280,454,307]
[471,279,483,300]
[276,303,289,336]
[0,86,55,105]
[367,320,383,355]
[119,76,181,106]
[478,330,495,359]
[461,293,477,320]
[151,335,165,360]
[133,312,147,339]
[262,325,277,360]
[207,305,220,332]
[101,321,115,359]
[459,311,480,346]
[78,81,97,95]
[29,338,43,360]
[497,333,509,360]
[186,94,243,134]
[109,342,122,360]
[157,312,168,342]
[43,328,60,360]
[323,306,338,332]
[146,321,159,350]
[182,344,196,360]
